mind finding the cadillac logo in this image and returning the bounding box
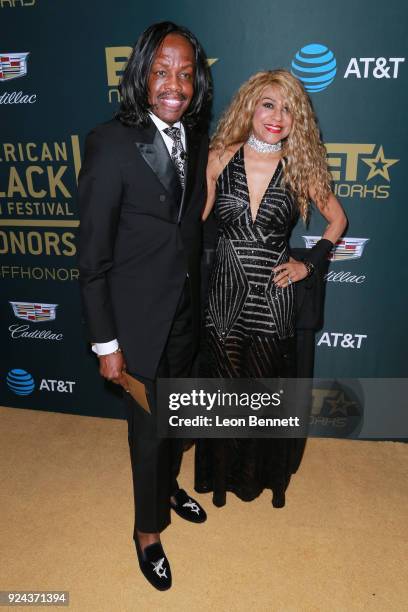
[302,236,369,261]
[0,52,29,81]
[9,301,58,322]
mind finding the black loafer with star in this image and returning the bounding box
[134,539,172,591]
[170,488,207,523]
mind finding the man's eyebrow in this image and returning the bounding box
[152,59,195,68]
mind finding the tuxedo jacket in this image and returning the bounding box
[78,117,209,379]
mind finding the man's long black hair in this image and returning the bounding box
[117,21,212,129]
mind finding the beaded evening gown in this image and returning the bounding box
[195,145,301,508]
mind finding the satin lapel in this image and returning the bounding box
[135,126,182,203]
[177,127,200,222]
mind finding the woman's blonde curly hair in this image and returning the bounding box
[211,69,332,221]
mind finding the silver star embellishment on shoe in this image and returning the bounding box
[183,499,201,515]
[152,557,167,578]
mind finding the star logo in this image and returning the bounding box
[361,146,399,181]
[325,391,357,417]
[152,557,167,578]
[183,500,201,515]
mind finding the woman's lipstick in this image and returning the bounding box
[264,124,282,134]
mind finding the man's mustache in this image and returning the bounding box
[157,92,188,101]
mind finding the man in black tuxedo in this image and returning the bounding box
[78,22,211,590]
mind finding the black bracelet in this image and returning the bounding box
[302,260,315,278]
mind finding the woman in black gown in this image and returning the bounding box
[195,70,347,508]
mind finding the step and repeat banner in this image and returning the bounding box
[1,0,407,433]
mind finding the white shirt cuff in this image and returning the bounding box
[92,339,119,356]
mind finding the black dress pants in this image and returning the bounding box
[126,280,193,534]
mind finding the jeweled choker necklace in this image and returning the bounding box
[247,133,282,153]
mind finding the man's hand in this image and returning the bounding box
[99,351,129,391]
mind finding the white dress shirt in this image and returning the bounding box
[92,112,185,356]
[149,111,186,151]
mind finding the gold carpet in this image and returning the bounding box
[0,406,407,612]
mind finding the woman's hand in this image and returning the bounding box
[273,259,308,288]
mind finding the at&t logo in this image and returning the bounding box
[6,368,35,395]
[344,57,404,79]
[291,44,337,92]
[6,369,76,395]
[317,333,367,349]
[39,379,75,392]
[291,44,405,92]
